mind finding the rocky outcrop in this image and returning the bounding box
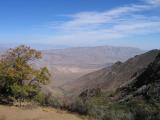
[117,52,160,102]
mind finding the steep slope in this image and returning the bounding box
[63,50,160,95]
[73,51,160,120]
[116,51,160,102]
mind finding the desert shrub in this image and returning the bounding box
[86,106,107,119]
[68,91,160,120]
[33,92,46,105]
[33,92,63,108]
[69,96,107,119]
[45,96,63,108]
[69,97,89,115]
[102,110,134,120]
[123,99,160,120]
[90,97,159,120]
[147,83,160,103]
[87,106,106,120]
[132,107,160,120]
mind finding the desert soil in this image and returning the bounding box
[0,105,88,120]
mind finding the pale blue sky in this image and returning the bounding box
[0,0,160,49]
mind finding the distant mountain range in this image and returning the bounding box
[41,45,143,65]
[0,45,144,66]
[38,46,144,87]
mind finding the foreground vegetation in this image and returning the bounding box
[0,45,51,105]
[68,91,160,120]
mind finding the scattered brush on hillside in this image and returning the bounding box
[67,52,160,120]
[68,89,160,120]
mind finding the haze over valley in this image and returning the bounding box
[32,45,144,96]
[0,0,160,120]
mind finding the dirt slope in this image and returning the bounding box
[0,105,88,120]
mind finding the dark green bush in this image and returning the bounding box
[103,110,134,120]
[69,97,88,114]
[132,107,160,120]
[33,92,46,105]
[68,95,160,120]
[45,96,63,108]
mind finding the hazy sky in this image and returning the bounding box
[0,0,160,49]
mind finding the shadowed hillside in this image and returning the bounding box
[116,51,160,103]
[62,50,159,96]
[68,50,160,120]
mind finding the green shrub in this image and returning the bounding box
[132,107,160,120]
[70,97,88,115]
[68,93,160,120]
[33,92,46,105]
[45,96,63,108]
[69,97,107,119]
[103,110,134,120]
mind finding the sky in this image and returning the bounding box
[0,0,160,50]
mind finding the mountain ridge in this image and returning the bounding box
[62,49,160,96]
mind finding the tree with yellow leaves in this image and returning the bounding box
[0,45,50,104]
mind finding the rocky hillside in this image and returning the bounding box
[116,51,160,103]
[69,50,160,120]
[63,50,160,95]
